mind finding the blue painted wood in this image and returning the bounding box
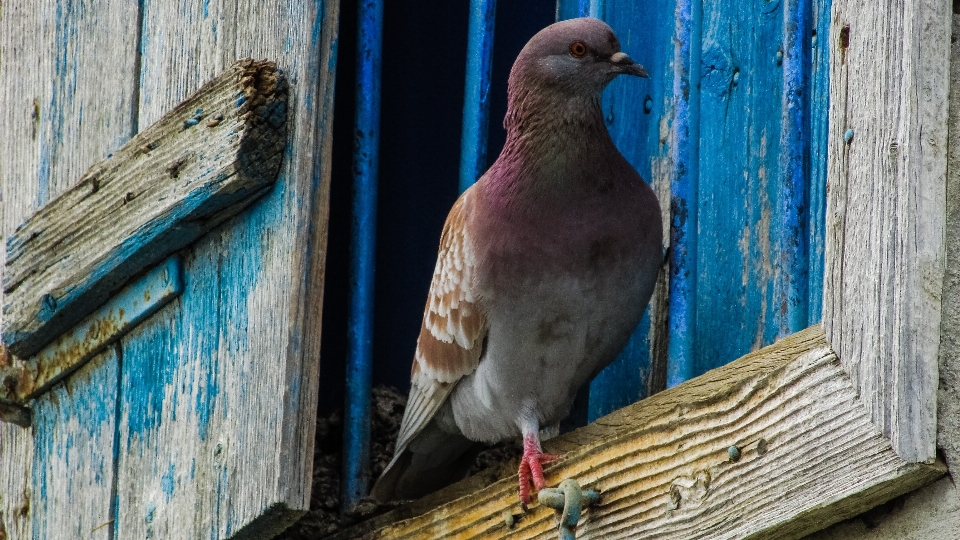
[694,0,784,376]
[30,347,119,540]
[565,0,832,415]
[108,1,338,536]
[666,0,702,387]
[344,0,384,512]
[458,0,497,193]
[557,0,601,20]
[776,0,812,337]
[5,256,182,404]
[3,60,287,359]
[808,0,831,324]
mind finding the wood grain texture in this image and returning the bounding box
[337,327,945,540]
[822,0,950,462]
[3,59,287,359]
[109,1,339,538]
[803,15,960,538]
[29,347,119,540]
[1,2,139,537]
[0,420,32,540]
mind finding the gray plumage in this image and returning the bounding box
[372,17,662,504]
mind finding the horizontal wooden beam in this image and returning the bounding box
[336,327,945,540]
[0,256,183,417]
[2,58,288,358]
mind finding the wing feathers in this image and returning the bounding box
[385,191,487,469]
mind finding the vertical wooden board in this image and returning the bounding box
[0,423,32,540]
[31,0,141,202]
[693,0,785,374]
[30,347,119,540]
[807,0,832,324]
[0,2,44,239]
[2,3,138,539]
[0,5,44,538]
[587,0,675,419]
[823,0,948,461]
[115,0,337,537]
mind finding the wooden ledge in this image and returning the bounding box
[2,58,287,359]
[335,326,945,539]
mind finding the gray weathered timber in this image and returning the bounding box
[3,59,288,359]
[802,12,960,540]
[335,327,945,540]
[105,1,338,538]
[0,1,141,536]
[822,0,950,462]
[29,348,120,540]
[0,419,32,540]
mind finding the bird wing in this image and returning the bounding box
[394,191,487,454]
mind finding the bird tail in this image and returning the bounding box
[370,421,478,502]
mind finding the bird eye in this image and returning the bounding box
[569,41,587,58]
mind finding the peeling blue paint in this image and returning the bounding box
[667,0,702,387]
[161,462,176,500]
[31,349,119,538]
[776,0,812,337]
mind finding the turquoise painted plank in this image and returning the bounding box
[113,0,337,537]
[31,347,119,540]
[808,0,831,323]
[693,0,785,375]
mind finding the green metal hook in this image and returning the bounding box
[538,478,600,540]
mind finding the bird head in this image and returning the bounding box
[509,17,649,98]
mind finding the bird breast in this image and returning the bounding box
[445,182,662,443]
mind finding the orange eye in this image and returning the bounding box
[569,41,587,58]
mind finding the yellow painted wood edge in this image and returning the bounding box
[334,326,945,539]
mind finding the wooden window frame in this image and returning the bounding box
[336,1,953,538]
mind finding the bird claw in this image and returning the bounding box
[518,446,560,507]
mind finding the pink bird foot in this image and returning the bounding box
[518,434,559,507]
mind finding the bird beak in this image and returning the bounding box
[609,51,649,78]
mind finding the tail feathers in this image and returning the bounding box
[371,421,477,502]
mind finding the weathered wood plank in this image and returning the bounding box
[822,0,949,462]
[2,2,140,537]
[0,420,32,540]
[3,59,288,359]
[110,0,338,537]
[801,12,960,540]
[0,256,183,407]
[29,347,119,540]
[336,327,945,540]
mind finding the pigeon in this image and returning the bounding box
[371,17,662,506]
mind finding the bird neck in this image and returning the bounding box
[490,87,620,204]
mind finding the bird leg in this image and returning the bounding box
[518,432,558,507]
